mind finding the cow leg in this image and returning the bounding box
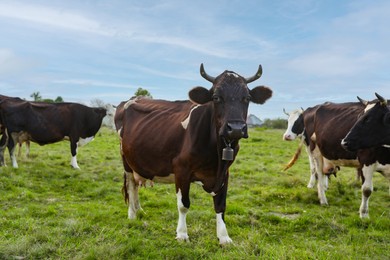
[306,146,317,188]
[70,140,80,169]
[359,164,375,218]
[176,188,190,242]
[25,141,30,158]
[312,147,328,205]
[125,171,141,219]
[18,142,22,157]
[8,135,18,168]
[213,182,232,245]
[0,133,7,166]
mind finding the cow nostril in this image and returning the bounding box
[226,122,247,139]
[227,123,233,133]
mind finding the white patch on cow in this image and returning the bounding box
[216,213,232,245]
[153,174,175,184]
[311,145,328,205]
[227,72,239,78]
[305,146,318,189]
[283,109,304,141]
[77,136,94,147]
[126,171,142,219]
[70,155,80,169]
[181,105,200,129]
[382,144,390,148]
[360,164,375,218]
[176,189,189,242]
[364,103,375,113]
[10,149,18,168]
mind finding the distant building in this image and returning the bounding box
[246,114,263,127]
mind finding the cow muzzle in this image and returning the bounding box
[226,122,248,140]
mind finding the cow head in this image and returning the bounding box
[282,108,304,141]
[189,64,272,142]
[342,93,390,151]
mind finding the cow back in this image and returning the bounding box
[313,102,364,160]
[120,98,198,178]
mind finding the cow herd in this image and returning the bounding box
[283,93,390,220]
[1,64,389,245]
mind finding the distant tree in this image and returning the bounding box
[262,118,288,129]
[55,96,64,103]
[90,98,106,107]
[134,87,152,98]
[30,92,63,103]
[30,92,42,101]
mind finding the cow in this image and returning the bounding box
[342,93,390,150]
[118,64,272,244]
[282,101,390,218]
[283,106,333,189]
[0,100,106,169]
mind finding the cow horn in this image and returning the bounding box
[200,63,215,83]
[357,96,368,106]
[375,93,387,106]
[245,65,263,83]
[283,108,289,116]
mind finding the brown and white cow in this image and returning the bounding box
[283,106,333,189]
[0,100,106,168]
[283,101,390,218]
[118,64,272,244]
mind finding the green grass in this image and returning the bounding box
[0,128,389,259]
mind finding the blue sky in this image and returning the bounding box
[0,0,389,119]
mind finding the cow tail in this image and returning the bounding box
[122,172,129,205]
[283,138,304,171]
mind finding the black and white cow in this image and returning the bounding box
[342,93,390,150]
[0,100,106,168]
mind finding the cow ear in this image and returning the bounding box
[250,86,272,104]
[384,112,390,126]
[189,86,212,104]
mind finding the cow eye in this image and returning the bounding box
[243,96,251,103]
[213,95,221,103]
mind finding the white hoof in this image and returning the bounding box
[176,233,189,242]
[219,235,233,245]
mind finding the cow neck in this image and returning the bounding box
[211,136,237,195]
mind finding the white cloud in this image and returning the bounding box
[0,2,113,36]
[286,51,382,77]
[0,48,36,76]
[52,79,139,89]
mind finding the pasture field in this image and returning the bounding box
[0,127,389,259]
